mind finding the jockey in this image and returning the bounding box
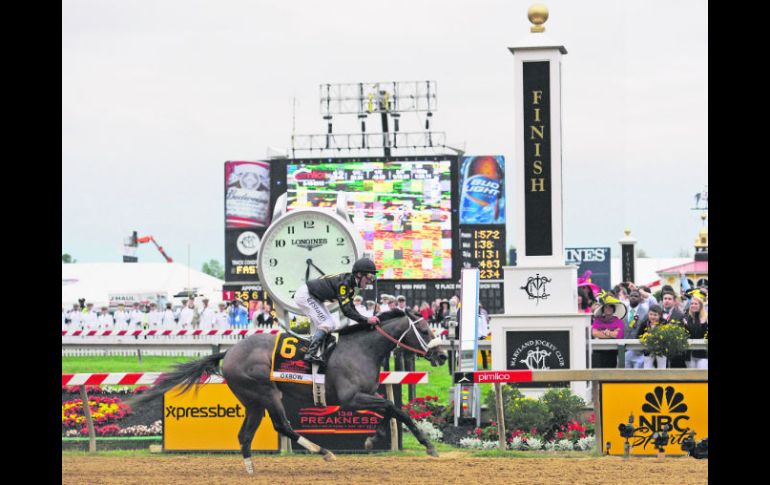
[295,257,381,364]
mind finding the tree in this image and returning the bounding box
[62,253,77,263]
[201,260,225,279]
[636,248,647,258]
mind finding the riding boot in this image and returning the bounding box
[304,330,327,364]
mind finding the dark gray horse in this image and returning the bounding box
[131,309,447,474]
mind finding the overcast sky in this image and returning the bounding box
[62,0,708,270]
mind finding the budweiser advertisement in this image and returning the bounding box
[225,161,271,228]
[459,155,505,225]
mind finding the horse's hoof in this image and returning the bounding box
[427,447,439,457]
[243,458,254,475]
[323,451,337,462]
[364,437,375,450]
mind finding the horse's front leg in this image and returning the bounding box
[364,407,393,451]
[345,391,438,457]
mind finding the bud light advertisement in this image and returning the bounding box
[459,155,505,225]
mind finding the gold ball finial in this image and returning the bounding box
[624,229,631,237]
[528,4,549,33]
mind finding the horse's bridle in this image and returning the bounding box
[373,316,443,357]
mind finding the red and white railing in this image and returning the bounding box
[61,371,428,387]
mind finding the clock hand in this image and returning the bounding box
[305,259,311,282]
[306,259,326,277]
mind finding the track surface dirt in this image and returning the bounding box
[62,452,707,485]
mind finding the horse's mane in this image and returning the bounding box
[376,309,407,322]
[335,309,409,336]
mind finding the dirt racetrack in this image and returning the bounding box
[62,452,707,485]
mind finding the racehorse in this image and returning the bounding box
[130,309,448,474]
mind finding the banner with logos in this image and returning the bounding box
[601,382,708,456]
[163,384,279,451]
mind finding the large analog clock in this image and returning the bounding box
[257,194,363,314]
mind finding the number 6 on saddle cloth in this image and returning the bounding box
[270,333,334,405]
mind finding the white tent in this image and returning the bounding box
[61,263,224,308]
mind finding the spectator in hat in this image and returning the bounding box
[591,292,626,368]
[129,303,144,329]
[178,300,195,329]
[215,302,229,329]
[67,303,83,330]
[354,295,371,318]
[366,300,376,318]
[396,295,408,312]
[83,303,99,331]
[199,298,216,331]
[148,303,163,329]
[162,302,177,330]
[97,306,114,331]
[379,294,394,312]
[433,299,451,325]
[113,303,130,330]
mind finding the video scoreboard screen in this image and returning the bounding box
[285,159,454,280]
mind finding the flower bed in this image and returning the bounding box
[61,386,162,438]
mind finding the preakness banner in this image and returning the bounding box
[601,382,708,456]
[163,383,396,452]
[163,384,279,451]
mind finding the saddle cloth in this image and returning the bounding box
[270,333,330,385]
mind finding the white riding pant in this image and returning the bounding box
[294,284,343,333]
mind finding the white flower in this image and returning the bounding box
[577,436,595,451]
[509,437,526,450]
[555,439,575,451]
[526,437,543,450]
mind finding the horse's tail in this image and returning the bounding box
[127,351,227,406]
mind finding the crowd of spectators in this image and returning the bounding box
[62,293,471,334]
[586,273,708,370]
[63,297,263,332]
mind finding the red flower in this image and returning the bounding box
[556,431,564,438]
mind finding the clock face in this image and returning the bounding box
[258,209,359,312]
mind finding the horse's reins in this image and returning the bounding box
[373,316,443,357]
